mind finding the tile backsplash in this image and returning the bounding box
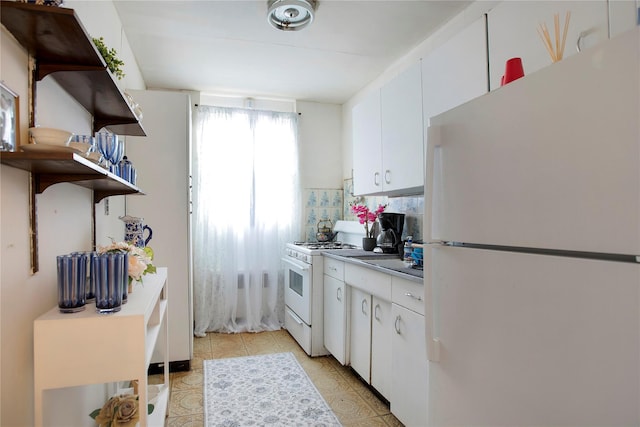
[303,180,424,243]
[342,178,424,242]
[303,188,343,242]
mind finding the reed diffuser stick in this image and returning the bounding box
[537,11,571,62]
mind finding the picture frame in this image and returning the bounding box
[0,81,19,152]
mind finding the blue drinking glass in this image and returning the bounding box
[94,253,124,314]
[57,254,86,313]
[121,252,129,304]
[96,131,117,169]
[72,251,96,302]
[108,138,124,175]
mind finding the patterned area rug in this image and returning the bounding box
[204,352,342,426]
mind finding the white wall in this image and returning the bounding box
[0,1,145,424]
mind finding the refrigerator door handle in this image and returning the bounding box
[424,123,442,363]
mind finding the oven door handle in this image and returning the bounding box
[282,257,311,271]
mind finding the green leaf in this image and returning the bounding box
[89,408,101,419]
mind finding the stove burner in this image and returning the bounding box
[292,241,357,250]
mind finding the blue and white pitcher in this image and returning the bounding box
[119,215,153,247]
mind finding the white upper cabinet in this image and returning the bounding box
[380,61,424,196]
[352,89,382,195]
[609,1,639,38]
[353,62,424,197]
[422,15,489,126]
[487,1,610,91]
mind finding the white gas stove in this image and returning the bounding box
[285,241,358,262]
[282,221,364,356]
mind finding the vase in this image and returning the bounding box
[56,254,86,313]
[362,237,377,251]
[94,253,124,314]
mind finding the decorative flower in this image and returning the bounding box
[90,394,153,427]
[350,202,387,238]
[98,240,156,284]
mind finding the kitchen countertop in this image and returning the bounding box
[323,250,423,283]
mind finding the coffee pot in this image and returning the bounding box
[119,215,153,247]
[376,212,405,254]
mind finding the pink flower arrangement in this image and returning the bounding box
[350,203,387,238]
[98,240,156,284]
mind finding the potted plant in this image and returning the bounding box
[350,202,387,251]
[92,37,125,80]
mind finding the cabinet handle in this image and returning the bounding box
[384,169,391,184]
[374,172,380,186]
[336,287,342,302]
[394,315,401,334]
[374,303,381,321]
[361,298,368,315]
[404,292,423,301]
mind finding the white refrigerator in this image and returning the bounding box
[424,28,640,426]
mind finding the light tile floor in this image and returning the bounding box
[157,329,404,426]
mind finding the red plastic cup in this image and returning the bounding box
[502,57,524,86]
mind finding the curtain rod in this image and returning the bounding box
[193,104,301,115]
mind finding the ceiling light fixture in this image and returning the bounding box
[267,0,316,31]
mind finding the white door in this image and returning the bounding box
[426,245,639,426]
[323,274,348,365]
[126,89,193,365]
[349,286,371,382]
[370,296,392,400]
[391,303,428,427]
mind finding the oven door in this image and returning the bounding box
[282,256,312,325]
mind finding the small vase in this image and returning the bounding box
[362,237,377,251]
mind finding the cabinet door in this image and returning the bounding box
[323,274,348,365]
[487,1,609,91]
[391,303,428,427]
[380,62,424,194]
[422,16,488,124]
[349,287,372,382]
[609,1,639,38]
[352,89,382,195]
[371,296,392,401]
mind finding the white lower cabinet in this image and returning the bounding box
[371,296,393,400]
[346,264,393,401]
[349,287,372,382]
[391,277,428,427]
[33,268,170,426]
[323,259,348,364]
[336,260,426,418]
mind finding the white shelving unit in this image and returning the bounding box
[33,267,169,426]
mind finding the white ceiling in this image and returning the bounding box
[113,0,472,104]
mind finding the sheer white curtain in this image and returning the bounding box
[192,106,301,336]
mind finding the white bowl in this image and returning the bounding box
[86,151,103,164]
[29,127,73,147]
[68,141,92,155]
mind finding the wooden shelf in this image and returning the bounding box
[0,1,146,136]
[0,151,143,203]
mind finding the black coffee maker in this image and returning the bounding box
[376,213,405,254]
